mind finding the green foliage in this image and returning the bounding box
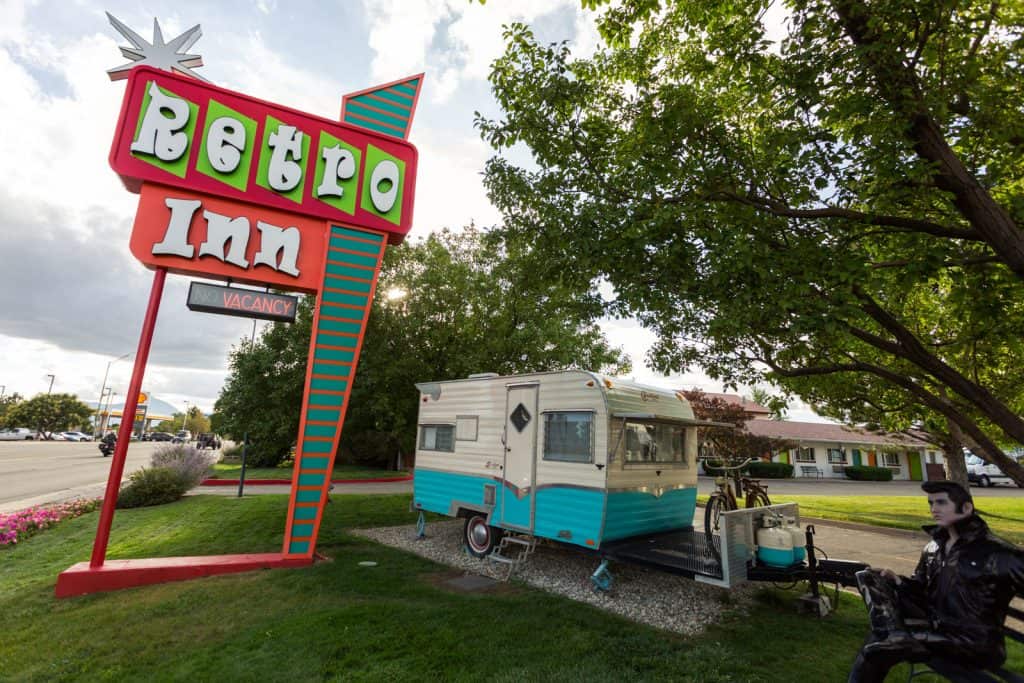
[215,227,629,468]
[116,467,190,508]
[843,465,895,482]
[5,393,92,433]
[476,2,1024,485]
[747,461,793,479]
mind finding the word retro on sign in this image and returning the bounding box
[112,65,419,259]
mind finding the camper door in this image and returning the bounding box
[502,383,538,530]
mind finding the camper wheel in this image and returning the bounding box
[463,514,503,557]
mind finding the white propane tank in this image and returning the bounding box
[785,517,806,563]
[756,516,794,568]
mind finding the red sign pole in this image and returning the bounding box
[90,267,167,568]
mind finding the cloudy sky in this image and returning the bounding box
[0,0,825,421]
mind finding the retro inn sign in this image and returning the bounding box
[113,66,419,291]
[112,65,421,560]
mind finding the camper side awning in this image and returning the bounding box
[612,413,735,429]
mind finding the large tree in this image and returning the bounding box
[215,227,628,467]
[476,0,1024,485]
[5,393,92,435]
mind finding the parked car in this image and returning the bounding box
[196,433,221,450]
[0,428,36,441]
[61,431,92,442]
[149,432,175,442]
[966,453,1023,487]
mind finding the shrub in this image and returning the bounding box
[747,461,794,479]
[151,444,215,488]
[844,465,894,482]
[116,467,190,508]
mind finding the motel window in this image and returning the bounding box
[543,412,593,463]
[796,447,816,463]
[419,424,454,452]
[455,415,478,442]
[882,453,900,468]
[827,448,847,464]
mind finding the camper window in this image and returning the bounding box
[621,420,686,465]
[543,411,593,463]
[419,424,455,452]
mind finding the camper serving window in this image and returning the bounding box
[543,411,593,463]
[419,424,455,452]
[619,420,686,465]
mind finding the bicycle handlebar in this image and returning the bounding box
[712,457,755,472]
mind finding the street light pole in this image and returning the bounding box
[94,353,131,436]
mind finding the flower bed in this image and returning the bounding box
[0,498,101,547]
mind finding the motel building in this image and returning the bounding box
[697,393,945,482]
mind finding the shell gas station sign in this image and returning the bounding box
[57,17,423,597]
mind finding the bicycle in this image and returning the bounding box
[703,457,772,539]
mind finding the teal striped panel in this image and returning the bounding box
[303,440,334,453]
[314,347,354,362]
[296,490,320,503]
[393,80,418,96]
[308,392,345,407]
[326,263,374,280]
[322,290,367,307]
[370,89,413,108]
[302,457,330,469]
[316,332,357,348]
[320,304,363,320]
[291,523,314,537]
[289,540,310,553]
[294,507,317,520]
[318,318,360,334]
[343,115,400,137]
[311,377,348,392]
[329,236,381,255]
[312,362,350,378]
[332,226,384,243]
[299,473,325,486]
[346,101,407,128]
[306,409,340,422]
[304,424,336,438]
[324,276,372,292]
[328,250,378,268]
[351,94,409,118]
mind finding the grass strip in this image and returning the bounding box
[0,494,1018,681]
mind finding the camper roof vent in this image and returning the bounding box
[468,373,500,379]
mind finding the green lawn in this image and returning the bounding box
[0,494,1019,681]
[207,463,409,481]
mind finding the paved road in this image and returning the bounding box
[0,441,159,512]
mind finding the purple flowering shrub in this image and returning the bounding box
[0,498,101,547]
[151,444,215,488]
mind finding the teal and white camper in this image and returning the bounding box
[412,371,707,556]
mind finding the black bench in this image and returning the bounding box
[800,465,824,479]
[908,600,1024,682]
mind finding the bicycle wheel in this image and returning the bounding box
[704,493,730,537]
[745,489,771,508]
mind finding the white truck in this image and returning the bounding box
[966,453,1022,487]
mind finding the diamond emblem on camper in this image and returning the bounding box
[510,403,531,432]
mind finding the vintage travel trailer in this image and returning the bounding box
[412,371,709,556]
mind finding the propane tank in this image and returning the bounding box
[785,517,806,563]
[756,515,794,568]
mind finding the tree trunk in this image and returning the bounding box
[942,420,970,489]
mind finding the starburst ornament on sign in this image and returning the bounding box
[105,12,206,82]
